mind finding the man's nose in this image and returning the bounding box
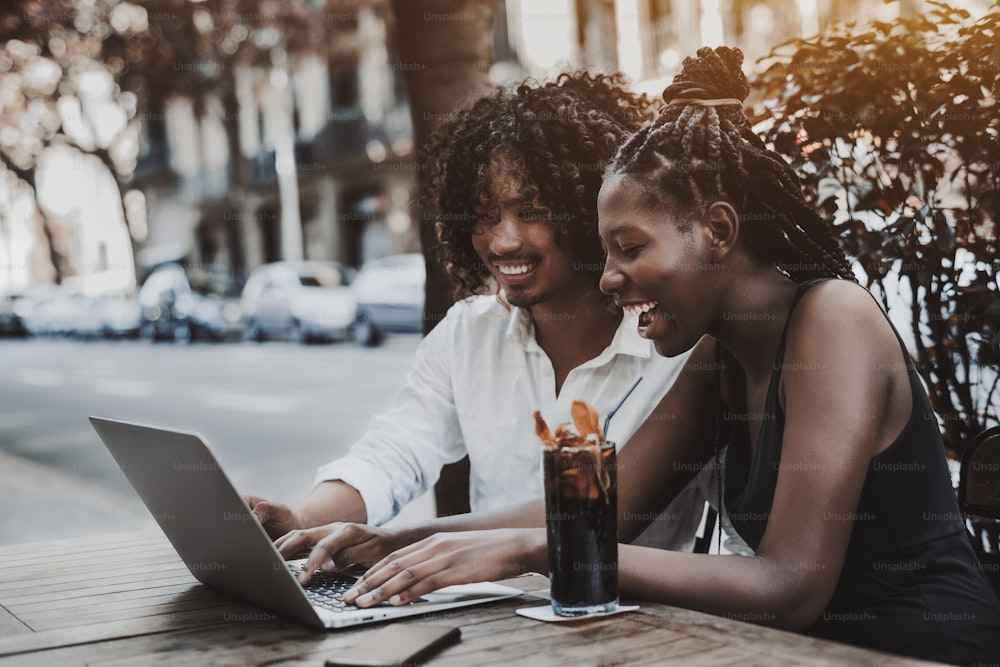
[489,216,524,255]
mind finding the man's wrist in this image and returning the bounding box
[296,480,368,527]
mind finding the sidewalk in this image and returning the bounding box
[0,448,437,547]
[0,449,154,546]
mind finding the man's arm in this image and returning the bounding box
[245,481,366,539]
[249,303,466,539]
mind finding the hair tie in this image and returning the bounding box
[667,98,743,107]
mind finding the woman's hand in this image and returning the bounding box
[344,528,547,607]
[275,523,403,584]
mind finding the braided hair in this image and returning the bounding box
[608,47,856,283]
[423,72,656,301]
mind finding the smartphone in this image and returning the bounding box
[324,624,461,667]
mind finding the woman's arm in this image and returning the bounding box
[616,282,906,629]
[344,284,905,631]
[275,501,548,582]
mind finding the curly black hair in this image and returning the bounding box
[608,47,857,282]
[422,72,656,301]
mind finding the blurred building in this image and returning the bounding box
[498,0,963,95]
[133,5,418,291]
[130,0,992,293]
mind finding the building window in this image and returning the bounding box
[493,0,517,64]
[646,0,678,78]
[136,103,169,175]
[330,66,360,109]
[258,209,281,264]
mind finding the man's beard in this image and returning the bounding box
[505,289,544,309]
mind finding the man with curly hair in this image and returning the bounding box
[247,73,725,562]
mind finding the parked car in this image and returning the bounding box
[138,264,242,342]
[241,261,357,342]
[96,293,142,339]
[351,253,425,346]
[138,264,192,342]
[68,293,105,340]
[178,290,243,342]
[0,293,28,337]
[17,285,77,337]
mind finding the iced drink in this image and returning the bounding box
[542,440,618,616]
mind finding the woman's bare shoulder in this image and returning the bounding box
[788,279,895,345]
[780,279,908,427]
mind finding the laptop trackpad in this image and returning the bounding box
[420,583,514,602]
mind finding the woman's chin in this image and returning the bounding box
[652,338,681,358]
[651,332,696,358]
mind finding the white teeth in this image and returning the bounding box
[496,264,535,275]
[623,301,657,317]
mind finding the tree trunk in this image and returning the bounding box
[389,0,495,517]
[221,83,250,281]
[0,153,64,284]
[87,145,141,286]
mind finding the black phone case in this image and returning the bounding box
[325,624,461,667]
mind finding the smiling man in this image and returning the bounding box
[247,73,716,558]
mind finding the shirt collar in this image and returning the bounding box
[505,305,652,362]
[505,305,537,349]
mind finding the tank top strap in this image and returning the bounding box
[715,277,833,370]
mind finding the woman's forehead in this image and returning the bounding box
[598,175,674,235]
[598,175,641,217]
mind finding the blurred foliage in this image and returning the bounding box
[0,0,143,280]
[752,1,1000,454]
[0,0,384,280]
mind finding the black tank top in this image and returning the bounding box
[720,279,1000,664]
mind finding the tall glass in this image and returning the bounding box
[542,441,618,616]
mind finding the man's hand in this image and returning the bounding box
[243,494,304,540]
[275,523,404,584]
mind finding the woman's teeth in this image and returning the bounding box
[496,263,536,275]
[623,301,658,318]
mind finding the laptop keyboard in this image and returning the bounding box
[291,565,429,613]
[301,570,362,613]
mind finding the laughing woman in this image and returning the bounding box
[312,48,1000,664]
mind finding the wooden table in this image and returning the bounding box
[0,531,939,666]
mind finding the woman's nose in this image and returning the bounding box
[600,256,625,296]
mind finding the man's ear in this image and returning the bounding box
[702,201,740,261]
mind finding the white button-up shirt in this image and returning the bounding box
[315,295,707,548]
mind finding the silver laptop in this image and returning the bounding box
[89,416,523,629]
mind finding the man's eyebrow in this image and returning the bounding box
[501,195,534,207]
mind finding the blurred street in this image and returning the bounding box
[0,335,433,546]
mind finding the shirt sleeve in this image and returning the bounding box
[313,307,465,526]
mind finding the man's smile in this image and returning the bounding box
[495,261,539,276]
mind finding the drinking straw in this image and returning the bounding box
[603,376,643,439]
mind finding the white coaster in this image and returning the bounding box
[516,604,640,622]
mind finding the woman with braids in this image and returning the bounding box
[335,48,1000,664]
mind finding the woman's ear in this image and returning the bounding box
[702,201,740,261]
